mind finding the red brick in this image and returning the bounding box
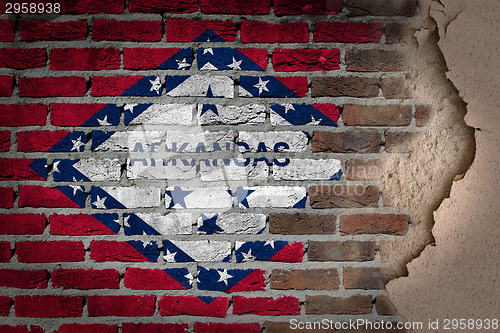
[55,324,118,333]
[50,48,120,70]
[340,326,407,333]
[122,323,189,333]
[346,49,406,72]
[0,131,10,151]
[0,104,47,127]
[0,187,13,208]
[233,296,299,316]
[241,20,308,43]
[19,185,86,209]
[50,103,109,126]
[124,268,186,290]
[308,241,376,261]
[195,323,261,333]
[91,76,144,97]
[310,185,380,208]
[269,213,336,234]
[340,214,409,235]
[345,0,417,16]
[17,130,70,152]
[159,296,229,317]
[305,295,373,314]
[52,269,119,290]
[59,0,124,14]
[381,77,414,99]
[0,325,44,333]
[19,77,86,97]
[385,131,419,153]
[201,0,270,14]
[0,20,15,41]
[50,214,117,235]
[0,75,13,96]
[0,49,47,69]
[15,295,84,318]
[0,241,10,262]
[0,296,11,316]
[344,267,386,289]
[92,19,162,42]
[270,269,339,290]
[312,76,379,97]
[416,105,431,126]
[90,240,153,262]
[16,241,84,263]
[274,0,342,15]
[166,19,237,42]
[272,76,308,97]
[312,131,381,153]
[20,20,87,41]
[314,22,382,43]
[0,269,49,289]
[124,48,184,70]
[376,295,399,315]
[0,214,46,235]
[130,0,196,12]
[0,159,47,181]
[273,48,340,71]
[87,295,155,317]
[343,105,412,126]
[346,159,381,181]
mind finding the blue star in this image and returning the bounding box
[198,214,224,234]
[206,85,214,97]
[237,187,255,208]
[200,104,218,116]
[166,186,193,209]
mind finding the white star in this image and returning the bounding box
[53,161,60,173]
[185,272,194,286]
[71,137,85,152]
[92,195,107,209]
[217,269,233,285]
[283,103,295,114]
[124,215,131,228]
[143,241,153,250]
[124,104,137,113]
[69,185,83,196]
[228,57,242,70]
[176,58,190,70]
[253,77,269,95]
[97,115,111,126]
[113,218,119,225]
[203,48,214,55]
[142,230,148,235]
[310,114,322,125]
[72,176,77,181]
[241,249,255,261]
[264,241,275,249]
[149,77,161,95]
[163,249,177,262]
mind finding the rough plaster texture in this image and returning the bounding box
[388,0,500,329]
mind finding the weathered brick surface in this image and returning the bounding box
[305,295,373,314]
[314,22,383,43]
[269,213,336,234]
[343,105,412,126]
[347,49,406,72]
[312,76,380,97]
[0,3,421,328]
[241,20,308,43]
[92,20,162,42]
[340,214,410,235]
[15,295,84,318]
[87,295,155,317]
[21,20,87,41]
[308,241,377,261]
[270,269,339,290]
[312,131,381,153]
[310,185,380,208]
